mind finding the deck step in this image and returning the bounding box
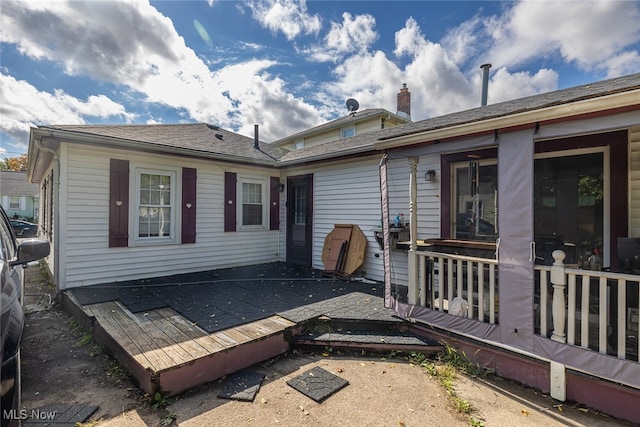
[292,329,443,354]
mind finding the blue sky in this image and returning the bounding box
[1,0,639,157]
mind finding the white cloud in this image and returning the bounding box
[325,16,564,121]
[246,0,321,41]
[0,73,132,153]
[485,0,640,76]
[303,12,377,62]
[0,0,324,142]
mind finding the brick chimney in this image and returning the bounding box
[396,83,411,120]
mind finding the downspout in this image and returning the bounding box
[34,135,61,290]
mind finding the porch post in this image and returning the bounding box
[550,250,567,343]
[408,156,419,305]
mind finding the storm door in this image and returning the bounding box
[286,174,313,266]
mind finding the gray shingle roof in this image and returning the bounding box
[378,72,640,141]
[0,171,39,196]
[40,123,288,164]
[31,73,640,169]
[278,72,640,164]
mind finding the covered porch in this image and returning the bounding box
[377,113,640,423]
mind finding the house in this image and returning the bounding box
[375,72,640,422]
[26,74,640,422]
[0,170,40,220]
[27,86,413,290]
[271,86,411,150]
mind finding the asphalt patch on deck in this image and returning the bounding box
[286,366,349,403]
[217,371,266,402]
[69,262,387,334]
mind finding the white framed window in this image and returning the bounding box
[341,126,355,138]
[237,176,268,229]
[132,167,179,244]
[294,140,305,150]
[9,196,21,210]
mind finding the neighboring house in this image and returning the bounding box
[271,84,411,151]
[27,73,640,422]
[0,170,39,220]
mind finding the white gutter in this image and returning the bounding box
[374,89,640,150]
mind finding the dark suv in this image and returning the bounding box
[0,206,50,427]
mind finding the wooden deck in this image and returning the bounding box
[63,296,299,396]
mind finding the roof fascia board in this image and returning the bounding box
[374,90,640,150]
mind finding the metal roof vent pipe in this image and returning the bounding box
[254,124,259,149]
[480,63,492,106]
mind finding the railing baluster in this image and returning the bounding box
[457,259,463,299]
[419,255,426,307]
[580,274,590,349]
[447,258,454,303]
[567,273,576,345]
[540,270,548,336]
[551,250,567,343]
[599,276,608,354]
[489,263,496,324]
[617,278,626,359]
[438,257,444,312]
[467,260,474,318]
[478,262,485,322]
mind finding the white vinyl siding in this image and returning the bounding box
[59,144,279,289]
[385,155,441,285]
[630,125,640,237]
[312,157,384,280]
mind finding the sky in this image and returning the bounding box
[1,0,640,157]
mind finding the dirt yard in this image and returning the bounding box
[20,264,632,427]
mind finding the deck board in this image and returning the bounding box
[84,302,158,370]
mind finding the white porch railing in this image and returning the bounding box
[536,250,640,362]
[416,251,499,324]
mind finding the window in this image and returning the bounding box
[294,184,306,225]
[242,182,263,226]
[452,160,498,241]
[341,126,355,138]
[294,140,305,150]
[238,177,267,229]
[9,197,21,210]
[534,150,604,266]
[135,169,176,241]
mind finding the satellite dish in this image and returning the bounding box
[346,98,359,115]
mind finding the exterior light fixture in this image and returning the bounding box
[278,183,285,192]
[425,170,436,182]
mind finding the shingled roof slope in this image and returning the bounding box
[0,171,39,196]
[41,123,288,164]
[278,72,640,164]
[378,72,640,141]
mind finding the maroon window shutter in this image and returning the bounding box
[270,177,280,230]
[182,167,197,244]
[109,159,129,247]
[224,172,236,232]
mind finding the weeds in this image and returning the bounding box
[74,333,93,347]
[160,412,177,425]
[409,344,487,427]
